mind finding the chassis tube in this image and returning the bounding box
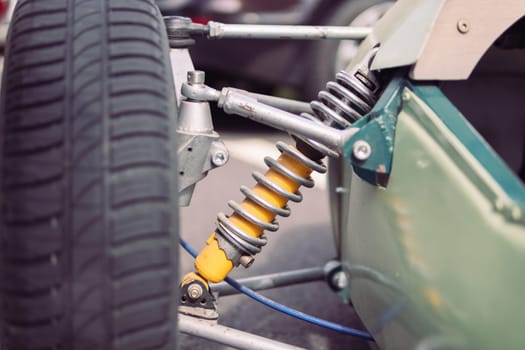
[211,267,325,296]
[179,315,305,350]
[208,21,372,40]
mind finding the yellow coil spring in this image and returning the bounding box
[193,66,379,284]
[194,142,326,283]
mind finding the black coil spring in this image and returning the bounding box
[298,64,380,157]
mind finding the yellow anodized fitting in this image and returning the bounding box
[193,147,314,283]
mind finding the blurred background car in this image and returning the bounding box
[156,0,393,100]
[0,0,13,47]
[0,0,15,72]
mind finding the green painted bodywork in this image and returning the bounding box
[345,78,403,187]
[340,82,525,349]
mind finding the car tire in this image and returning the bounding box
[0,0,179,349]
[304,0,393,100]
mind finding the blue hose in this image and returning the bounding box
[179,238,374,341]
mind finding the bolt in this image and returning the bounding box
[239,255,254,268]
[331,271,348,290]
[187,70,205,85]
[352,140,372,161]
[212,151,228,166]
[187,283,203,300]
[457,19,469,34]
[401,90,411,101]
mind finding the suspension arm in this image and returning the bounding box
[164,16,372,41]
[181,81,359,154]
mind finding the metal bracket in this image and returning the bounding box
[177,71,229,206]
[179,279,219,320]
[343,77,406,187]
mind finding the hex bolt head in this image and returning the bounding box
[187,283,203,300]
[352,140,372,161]
[187,70,205,85]
[212,151,228,167]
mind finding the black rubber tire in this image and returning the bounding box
[0,0,179,349]
[304,0,393,100]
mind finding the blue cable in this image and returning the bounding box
[179,238,374,341]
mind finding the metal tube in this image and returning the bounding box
[208,21,372,40]
[211,267,325,296]
[169,48,195,107]
[179,315,306,350]
[218,90,358,152]
[227,88,314,115]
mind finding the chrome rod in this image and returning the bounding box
[211,267,325,296]
[179,315,305,350]
[208,21,372,40]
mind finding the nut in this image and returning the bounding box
[187,283,203,300]
[187,70,205,85]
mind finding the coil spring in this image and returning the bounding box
[216,62,379,264]
[298,66,380,158]
[216,141,326,259]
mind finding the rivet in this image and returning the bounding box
[457,19,469,34]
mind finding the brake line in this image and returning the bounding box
[179,239,375,341]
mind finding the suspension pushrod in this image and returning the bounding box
[218,89,358,152]
[208,21,372,40]
[227,88,314,115]
[179,315,306,350]
[181,81,358,153]
[211,267,325,296]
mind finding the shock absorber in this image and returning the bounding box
[187,49,382,289]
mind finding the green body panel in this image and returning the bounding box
[341,86,525,349]
[345,78,404,187]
